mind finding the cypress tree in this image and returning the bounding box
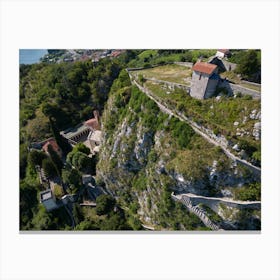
[49,117,72,155]
[47,145,63,176]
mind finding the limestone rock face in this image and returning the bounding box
[252,122,261,141]
[96,82,260,230]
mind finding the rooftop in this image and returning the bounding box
[85,118,100,130]
[40,190,52,201]
[42,138,60,153]
[192,62,217,75]
[217,49,230,54]
[61,124,90,139]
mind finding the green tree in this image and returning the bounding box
[73,142,90,155]
[75,220,100,230]
[96,195,116,215]
[28,150,47,168]
[20,180,39,229]
[71,151,92,172]
[53,184,64,199]
[72,204,84,225]
[235,182,261,201]
[62,168,81,189]
[235,50,260,80]
[49,117,72,155]
[42,158,57,178]
[47,145,63,175]
[100,212,131,230]
[31,205,53,230]
[20,143,29,179]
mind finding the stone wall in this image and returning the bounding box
[190,72,209,99]
[144,77,190,93]
[188,195,261,213]
[174,62,194,68]
[218,80,261,99]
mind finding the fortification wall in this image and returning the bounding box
[218,80,261,99]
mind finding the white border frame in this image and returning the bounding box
[1,1,280,279]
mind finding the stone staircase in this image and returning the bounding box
[173,194,221,231]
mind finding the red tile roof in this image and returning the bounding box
[85,118,100,130]
[42,139,61,154]
[192,62,217,75]
[217,49,230,54]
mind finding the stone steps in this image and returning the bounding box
[180,195,220,230]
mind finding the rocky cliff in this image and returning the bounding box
[96,71,260,230]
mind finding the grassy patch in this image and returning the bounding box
[133,64,192,85]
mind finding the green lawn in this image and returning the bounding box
[133,64,192,85]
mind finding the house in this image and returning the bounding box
[42,138,62,157]
[215,49,230,59]
[40,189,58,211]
[190,62,220,99]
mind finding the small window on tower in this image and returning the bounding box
[199,74,202,80]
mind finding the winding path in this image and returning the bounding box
[129,75,261,175]
[173,193,261,208]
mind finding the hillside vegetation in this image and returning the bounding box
[97,70,260,230]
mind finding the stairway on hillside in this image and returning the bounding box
[180,195,220,231]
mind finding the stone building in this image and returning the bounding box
[61,124,91,144]
[60,110,102,153]
[190,62,220,99]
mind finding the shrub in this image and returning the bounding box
[28,150,47,168]
[96,194,116,215]
[235,92,242,98]
[242,94,253,100]
[73,143,90,155]
[53,184,64,199]
[170,118,194,149]
[234,182,261,201]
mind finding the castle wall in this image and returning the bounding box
[218,80,261,99]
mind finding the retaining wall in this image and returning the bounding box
[219,80,261,99]
[145,77,190,93]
